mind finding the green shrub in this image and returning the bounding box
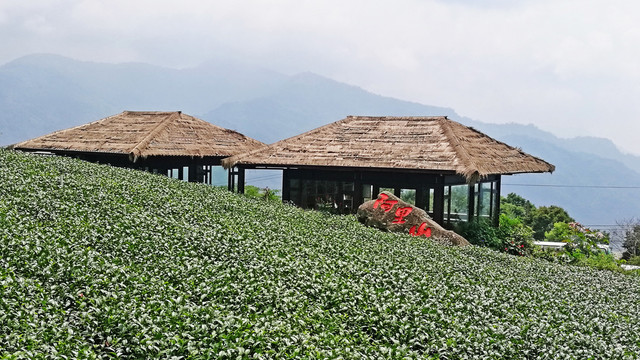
[532,247,573,265]
[453,218,499,248]
[578,252,623,272]
[627,256,640,266]
[545,222,610,258]
[496,214,535,256]
[454,215,535,256]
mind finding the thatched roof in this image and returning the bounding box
[13,111,265,162]
[223,116,555,182]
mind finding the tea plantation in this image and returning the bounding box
[1,149,640,359]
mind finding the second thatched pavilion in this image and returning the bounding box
[223,116,554,226]
[12,111,266,185]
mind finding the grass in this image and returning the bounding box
[1,149,640,359]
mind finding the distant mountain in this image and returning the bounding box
[1,54,639,225]
[460,120,640,175]
[494,134,640,225]
[0,54,285,145]
[202,72,458,144]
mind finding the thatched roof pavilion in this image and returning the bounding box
[13,111,265,184]
[223,116,554,226]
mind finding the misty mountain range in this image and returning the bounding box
[1,53,639,227]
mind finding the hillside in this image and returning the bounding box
[2,149,640,358]
[1,54,640,225]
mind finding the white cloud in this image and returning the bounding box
[1,0,640,153]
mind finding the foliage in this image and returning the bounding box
[454,215,534,257]
[545,222,609,248]
[243,185,281,202]
[501,193,575,240]
[622,224,640,259]
[2,149,640,359]
[399,190,415,205]
[501,193,617,269]
[546,222,609,244]
[536,222,617,269]
[497,214,535,256]
[578,253,624,272]
[449,185,469,216]
[528,205,575,240]
[500,193,535,221]
[454,218,500,249]
[627,256,640,266]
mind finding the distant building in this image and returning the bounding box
[223,116,555,226]
[534,241,611,254]
[12,111,265,185]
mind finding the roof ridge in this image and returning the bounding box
[129,112,181,162]
[438,118,480,182]
[222,116,353,169]
[346,115,447,120]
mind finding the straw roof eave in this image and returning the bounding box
[14,145,233,157]
[12,111,265,161]
[222,115,555,183]
[223,157,555,181]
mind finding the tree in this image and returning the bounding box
[244,185,281,202]
[501,193,576,240]
[612,218,640,259]
[624,226,640,259]
[529,205,574,240]
[500,193,535,221]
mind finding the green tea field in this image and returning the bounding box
[1,150,639,359]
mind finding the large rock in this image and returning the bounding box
[357,192,470,247]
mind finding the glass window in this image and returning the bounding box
[209,166,228,186]
[428,188,435,212]
[289,190,300,205]
[362,184,373,200]
[473,183,479,216]
[380,187,395,196]
[400,189,416,205]
[296,179,343,213]
[450,185,469,222]
[342,182,354,192]
[478,182,493,218]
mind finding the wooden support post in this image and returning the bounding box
[238,166,245,194]
[188,164,197,183]
[373,185,380,198]
[353,174,363,213]
[282,169,290,202]
[415,187,426,211]
[433,183,445,226]
[228,168,234,191]
[468,183,476,222]
[493,176,501,227]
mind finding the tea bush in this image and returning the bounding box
[2,150,640,359]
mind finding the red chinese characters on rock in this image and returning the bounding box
[410,222,432,238]
[372,193,431,237]
[373,193,398,212]
[393,207,413,224]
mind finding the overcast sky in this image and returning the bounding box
[2,0,640,154]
